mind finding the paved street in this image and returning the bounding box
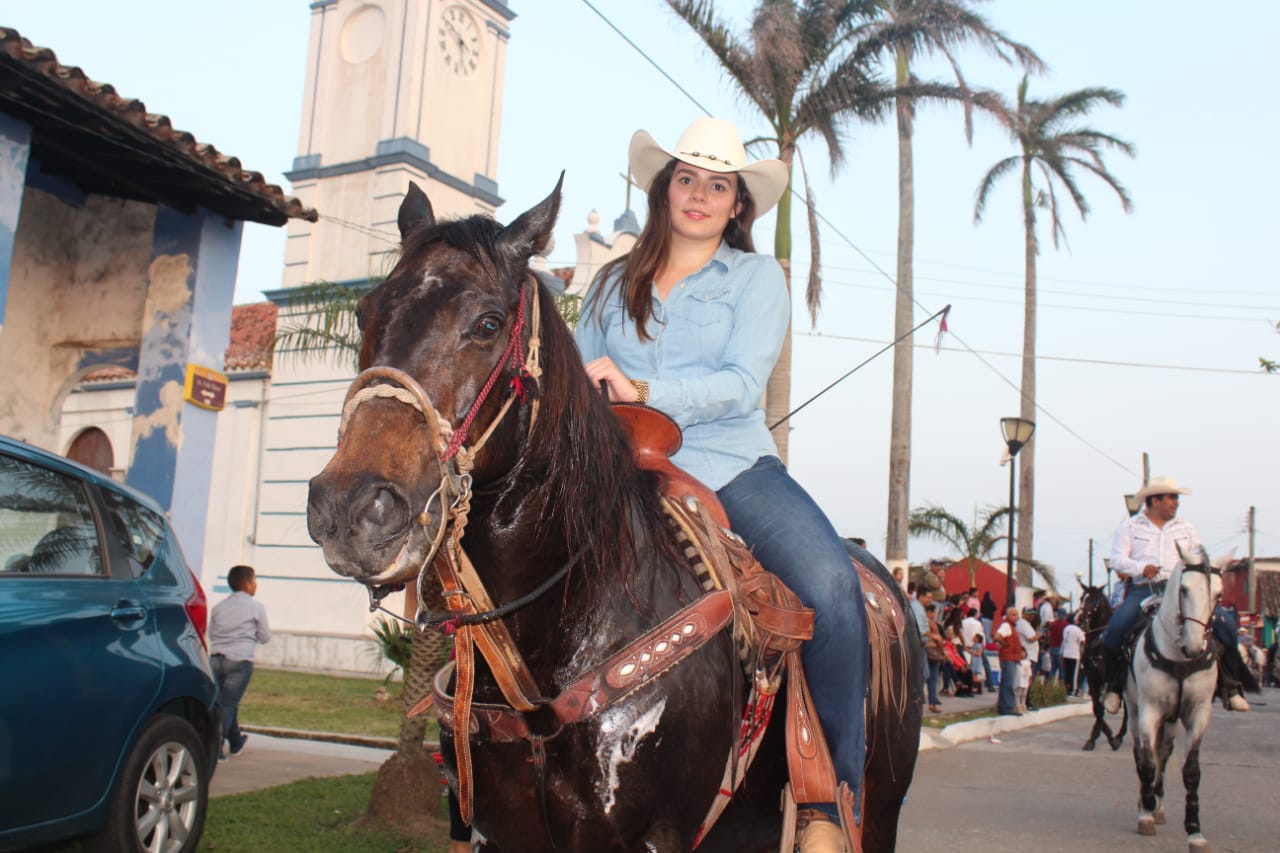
[898,688,1280,852]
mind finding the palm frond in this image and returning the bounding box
[272,280,370,368]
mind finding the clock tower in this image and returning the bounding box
[281,0,515,288]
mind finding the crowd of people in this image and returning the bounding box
[907,571,1091,715]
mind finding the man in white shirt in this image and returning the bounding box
[1101,476,1249,713]
[1060,616,1086,696]
[1015,610,1041,710]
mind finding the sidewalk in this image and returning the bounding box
[918,686,1094,751]
[209,730,395,798]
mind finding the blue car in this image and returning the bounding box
[0,435,219,852]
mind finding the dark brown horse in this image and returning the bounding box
[1078,580,1127,751]
[307,180,922,852]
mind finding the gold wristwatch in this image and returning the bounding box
[630,379,649,405]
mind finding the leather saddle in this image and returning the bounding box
[613,403,908,852]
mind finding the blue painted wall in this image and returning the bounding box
[0,114,32,328]
[126,206,242,573]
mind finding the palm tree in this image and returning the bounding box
[974,76,1134,583]
[665,0,917,461]
[870,0,1043,572]
[908,503,1056,592]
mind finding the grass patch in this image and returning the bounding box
[203,773,451,852]
[1030,677,1069,708]
[922,706,998,728]
[240,668,438,741]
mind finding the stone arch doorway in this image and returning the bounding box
[66,426,114,476]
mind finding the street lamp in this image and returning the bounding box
[1000,416,1036,610]
[1123,493,1142,515]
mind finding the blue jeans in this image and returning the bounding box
[1048,647,1063,682]
[925,658,940,705]
[718,456,868,817]
[998,660,1018,714]
[1103,581,1166,649]
[1212,606,1236,647]
[211,654,254,750]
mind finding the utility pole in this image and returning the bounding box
[1248,506,1256,612]
[1088,538,1094,587]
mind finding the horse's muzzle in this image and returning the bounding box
[307,472,418,581]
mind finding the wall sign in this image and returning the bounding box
[184,364,227,411]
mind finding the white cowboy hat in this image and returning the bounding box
[1135,475,1192,501]
[628,117,790,215]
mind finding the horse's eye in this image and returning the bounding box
[473,314,503,340]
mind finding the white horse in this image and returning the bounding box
[1123,543,1222,850]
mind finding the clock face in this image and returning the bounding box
[439,5,481,76]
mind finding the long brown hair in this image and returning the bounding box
[587,158,759,340]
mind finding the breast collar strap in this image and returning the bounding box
[1143,621,1215,680]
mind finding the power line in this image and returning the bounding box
[822,245,1280,297]
[793,260,1280,312]
[799,331,1280,376]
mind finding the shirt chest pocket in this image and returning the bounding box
[672,286,733,327]
[664,286,734,364]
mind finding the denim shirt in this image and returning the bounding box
[575,241,789,491]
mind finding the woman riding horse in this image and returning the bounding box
[577,117,868,853]
[306,166,920,851]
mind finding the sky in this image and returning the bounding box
[7,1,1280,594]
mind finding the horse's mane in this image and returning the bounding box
[523,278,685,610]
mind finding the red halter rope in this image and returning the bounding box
[442,279,535,461]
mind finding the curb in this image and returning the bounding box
[241,724,407,751]
[918,702,1093,751]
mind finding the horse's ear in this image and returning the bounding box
[398,182,435,240]
[497,172,563,263]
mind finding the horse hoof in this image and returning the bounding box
[1154,807,1166,825]
[1138,817,1157,836]
[1187,833,1210,851]
[1082,741,1095,751]
[1109,737,1124,751]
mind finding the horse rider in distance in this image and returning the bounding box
[1101,476,1257,714]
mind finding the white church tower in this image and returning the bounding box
[243,0,516,674]
[282,0,515,288]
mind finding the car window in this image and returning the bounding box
[0,453,103,576]
[101,490,167,575]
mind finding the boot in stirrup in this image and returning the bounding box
[1102,646,1126,715]
[797,809,847,853]
[1216,638,1256,711]
[1217,663,1249,711]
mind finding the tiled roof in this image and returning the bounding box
[0,27,316,226]
[225,302,278,371]
[84,302,276,382]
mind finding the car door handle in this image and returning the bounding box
[111,601,146,623]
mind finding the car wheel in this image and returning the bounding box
[84,715,209,853]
